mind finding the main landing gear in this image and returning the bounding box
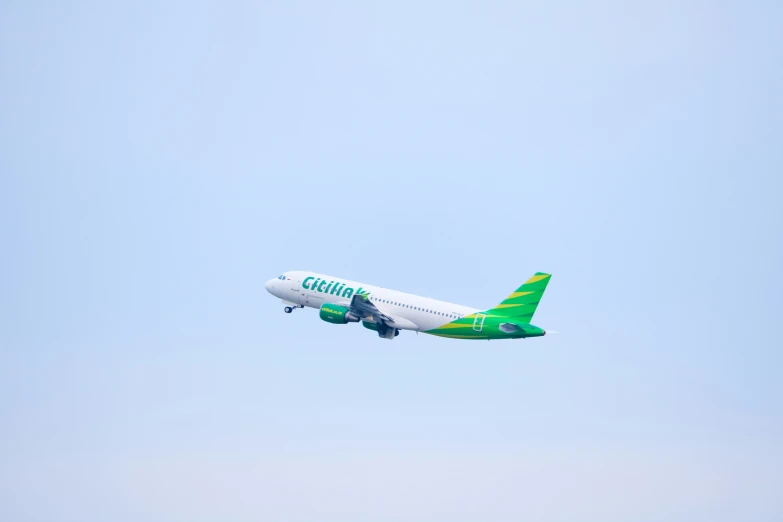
[376,322,400,339]
[284,305,304,313]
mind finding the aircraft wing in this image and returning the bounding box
[349,293,394,323]
[348,294,420,330]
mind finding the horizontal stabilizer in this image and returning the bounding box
[499,322,523,333]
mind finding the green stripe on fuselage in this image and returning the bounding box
[424,315,545,340]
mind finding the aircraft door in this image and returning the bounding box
[289,277,302,305]
[473,313,486,332]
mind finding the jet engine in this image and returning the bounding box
[319,304,360,324]
[362,320,399,338]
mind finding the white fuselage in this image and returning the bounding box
[265,271,478,332]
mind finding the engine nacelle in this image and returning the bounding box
[362,320,379,331]
[320,304,360,324]
[362,320,399,338]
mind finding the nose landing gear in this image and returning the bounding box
[284,305,304,314]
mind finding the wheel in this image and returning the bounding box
[284,306,292,313]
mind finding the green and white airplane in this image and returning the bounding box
[265,271,552,340]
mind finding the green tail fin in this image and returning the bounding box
[485,272,552,320]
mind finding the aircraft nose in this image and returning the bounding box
[265,278,275,293]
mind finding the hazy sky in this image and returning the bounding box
[1,1,782,521]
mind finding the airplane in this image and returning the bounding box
[265,271,552,340]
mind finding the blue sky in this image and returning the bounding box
[1,1,781,521]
